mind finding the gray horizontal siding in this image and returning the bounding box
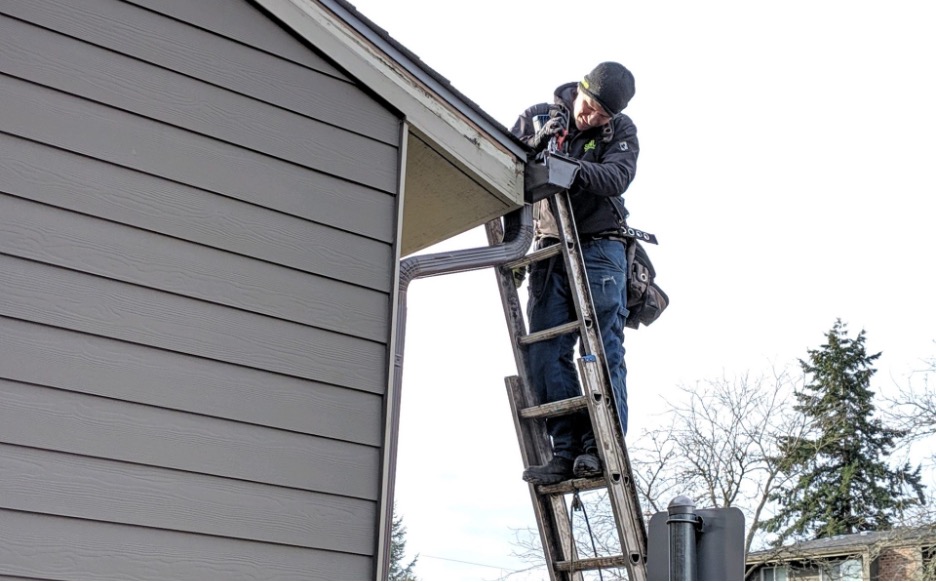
[0,134,393,290]
[0,509,372,580]
[0,0,400,145]
[0,0,401,577]
[1,317,382,446]
[0,76,396,266]
[0,13,398,191]
[0,193,387,343]
[0,255,386,393]
[1,443,375,554]
[0,379,380,500]
[128,0,353,78]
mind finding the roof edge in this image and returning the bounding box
[324,0,528,158]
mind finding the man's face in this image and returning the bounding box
[573,91,613,130]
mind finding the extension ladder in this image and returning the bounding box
[485,189,649,581]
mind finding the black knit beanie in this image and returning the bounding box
[579,62,636,115]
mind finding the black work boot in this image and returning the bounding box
[522,456,574,485]
[573,450,602,478]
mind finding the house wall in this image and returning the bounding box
[876,546,922,580]
[0,0,401,578]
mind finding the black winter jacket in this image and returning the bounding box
[511,82,639,238]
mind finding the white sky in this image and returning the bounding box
[346,1,936,579]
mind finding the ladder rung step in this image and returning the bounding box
[503,242,562,271]
[519,395,588,419]
[538,475,606,495]
[519,321,580,345]
[554,554,630,572]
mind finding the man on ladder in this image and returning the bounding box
[510,61,639,486]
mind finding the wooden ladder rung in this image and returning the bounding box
[503,242,562,271]
[538,475,606,495]
[554,553,631,573]
[519,395,588,419]
[519,321,580,345]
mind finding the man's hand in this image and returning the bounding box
[527,107,568,152]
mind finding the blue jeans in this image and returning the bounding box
[526,238,629,460]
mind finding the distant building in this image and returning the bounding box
[746,527,936,581]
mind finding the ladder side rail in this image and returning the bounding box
[579,357,649,580]
[504,376,580,581]
[485,219,581,581]
[551,192,600,357]
[551,193,650,580]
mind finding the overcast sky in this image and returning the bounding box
[344,1,936,579]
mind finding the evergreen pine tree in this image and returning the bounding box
[765,319,926,541]
[388,505,418,581]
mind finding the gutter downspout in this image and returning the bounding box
[378,204,533,579]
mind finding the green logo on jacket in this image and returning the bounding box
[584,140,596,152]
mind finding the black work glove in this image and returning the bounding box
[527,107,568,152]
[511,265,527,289]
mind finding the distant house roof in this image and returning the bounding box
[748,526,936,563]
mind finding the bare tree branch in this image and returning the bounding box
[631,366,810,555]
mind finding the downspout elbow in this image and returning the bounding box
[398,204,533,289]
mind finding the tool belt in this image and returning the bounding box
[585,230,629,243]
[535,230,628,250]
